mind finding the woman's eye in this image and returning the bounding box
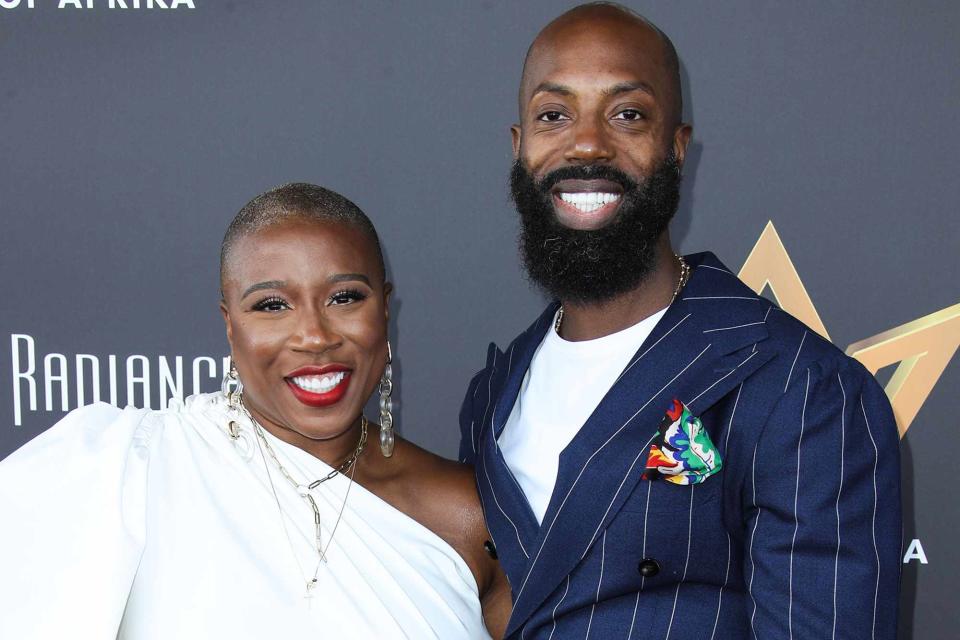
[252,296,290,312]
[329,289,368,306]
[538,111,569,122]
[614,109,645,121]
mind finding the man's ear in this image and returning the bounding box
[511,124,522,159]
[673,123,693,168]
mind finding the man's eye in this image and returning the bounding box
[614,109,645,121]
[538,111,568,122]
[252,296,290,312]
[329,289,368,305]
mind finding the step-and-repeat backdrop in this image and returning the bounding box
[1,2,957,637]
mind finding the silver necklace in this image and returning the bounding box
[242,400,368,598]
[554,253,691,332]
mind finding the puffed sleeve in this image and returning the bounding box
[0,403,158,638]
[744,360,901,638]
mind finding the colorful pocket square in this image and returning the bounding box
[645,399,723,485]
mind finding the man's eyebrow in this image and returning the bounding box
[530,81,656,100]
[604,81,656,98]
[241,280,285,299]
[329,273,371,286]
[530,82,574,99]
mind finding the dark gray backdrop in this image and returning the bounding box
[1,2,957,637]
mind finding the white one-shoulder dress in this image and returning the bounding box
[0,393,491,640]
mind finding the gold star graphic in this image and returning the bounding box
[738,221,960,437]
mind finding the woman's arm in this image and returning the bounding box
[478,542,511,639]
[440,461,511,639]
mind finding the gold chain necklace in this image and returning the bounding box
[554,253,691,333]
[241,398,367,598]
[257,415,368,491]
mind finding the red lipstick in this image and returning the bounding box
[284,365,352,408]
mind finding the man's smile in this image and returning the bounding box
[550,179,624,229]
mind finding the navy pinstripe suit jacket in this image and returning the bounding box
[459,253,901,640]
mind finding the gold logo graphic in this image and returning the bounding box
[739,221,960,438]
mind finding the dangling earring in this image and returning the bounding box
[222,357,244,434]
[222,357,253,460]
[379,341,395,457]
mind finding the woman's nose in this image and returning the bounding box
[292,311,342,353]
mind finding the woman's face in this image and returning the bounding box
[220,218,390,443]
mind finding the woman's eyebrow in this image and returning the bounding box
[241,280,285,299]
[240,274,370,300]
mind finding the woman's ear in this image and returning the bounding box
[383,282,393,323]
[220,300,234,355]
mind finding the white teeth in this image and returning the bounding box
[558,192,621,213]
[291,372,346,393]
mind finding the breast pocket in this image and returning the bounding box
[619,474,722,516]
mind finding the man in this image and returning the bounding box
[459,4,901,639]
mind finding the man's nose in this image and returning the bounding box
[564,115,614,164]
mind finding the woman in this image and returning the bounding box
[0,183,510,638]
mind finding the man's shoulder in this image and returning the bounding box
[689,252,862,381]
[470,303,558,375]
[758,304,875,391]
[458,305,557,459]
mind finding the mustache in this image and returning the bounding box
[536,164,639,193]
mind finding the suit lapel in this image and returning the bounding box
[476,305,558,580]
[490,303,559,439]
[505,253,777,637]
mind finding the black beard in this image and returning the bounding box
[510,155,682,305]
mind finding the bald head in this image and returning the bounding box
[520,2,683,126]
[219,183,385,296]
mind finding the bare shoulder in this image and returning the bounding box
[361,433,496,590]
[362,434,509,636]
[382,437,486,542]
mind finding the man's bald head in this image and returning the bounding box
[519,2,683,127]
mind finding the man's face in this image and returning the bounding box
[510,13,691,304]
[512,14,689,230]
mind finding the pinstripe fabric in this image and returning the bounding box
[460,253,901,639]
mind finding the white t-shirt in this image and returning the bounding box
[498,307,668,523]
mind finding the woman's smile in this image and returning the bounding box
[285,364,352,407]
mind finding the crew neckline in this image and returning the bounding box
[546,306,669,355]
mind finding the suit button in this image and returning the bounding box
[638,558,660,577]
[483,540,498,560]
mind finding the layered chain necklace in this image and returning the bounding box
[554,253,691,333]
[240,398,368,598]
